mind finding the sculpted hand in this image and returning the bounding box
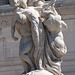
[12,37,18,41]
[60,21,68,29]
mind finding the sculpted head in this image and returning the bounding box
[9,0,27,9]
[16,13,27,24]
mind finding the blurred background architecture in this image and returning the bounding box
[0,0,75,75]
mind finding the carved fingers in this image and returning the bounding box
[60,21,68,29]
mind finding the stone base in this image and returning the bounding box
[24,70,53,75]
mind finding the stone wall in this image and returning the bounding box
[0,3,75,75]
[0,5,23,75]
[0,0,9,5]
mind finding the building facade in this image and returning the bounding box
[0,0,75,75]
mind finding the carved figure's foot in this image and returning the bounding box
[38,66,44,70]
[21,72,25,75]
[36,65,44,70]
[31,67,35,71]
[21,71,28,75]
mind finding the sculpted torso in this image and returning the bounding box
[43,7,67,57]
[15,18,31,37]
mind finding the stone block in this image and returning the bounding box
[4,40,20,59]
[0,0,9,5]
[0,16,13,28]
[0,37,4,61]
[62,60,75,66]
[2,27,11,38]
[0,28,2,35]
[62,65,75,73]
[2,27,20,39]
[0,59,21,67]
[0,65,23,75]
[62,52,75,61]
[63,19,75,53]
[64,72,75,75]
[62,0,75,6]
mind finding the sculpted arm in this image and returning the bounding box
[34,6,43,11]
[11,22,18,41]
[51,4,58,15]
[31,21,40,49]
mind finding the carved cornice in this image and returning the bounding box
[0,0,9,5]
[0,5,14,16]
[56,6,75,20]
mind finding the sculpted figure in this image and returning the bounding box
[11,0,45,73]
[42,4,67,57]
[17,0,45,70]
[40,0,67,75]
[11,13,36,74]
[11,0,67,75]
